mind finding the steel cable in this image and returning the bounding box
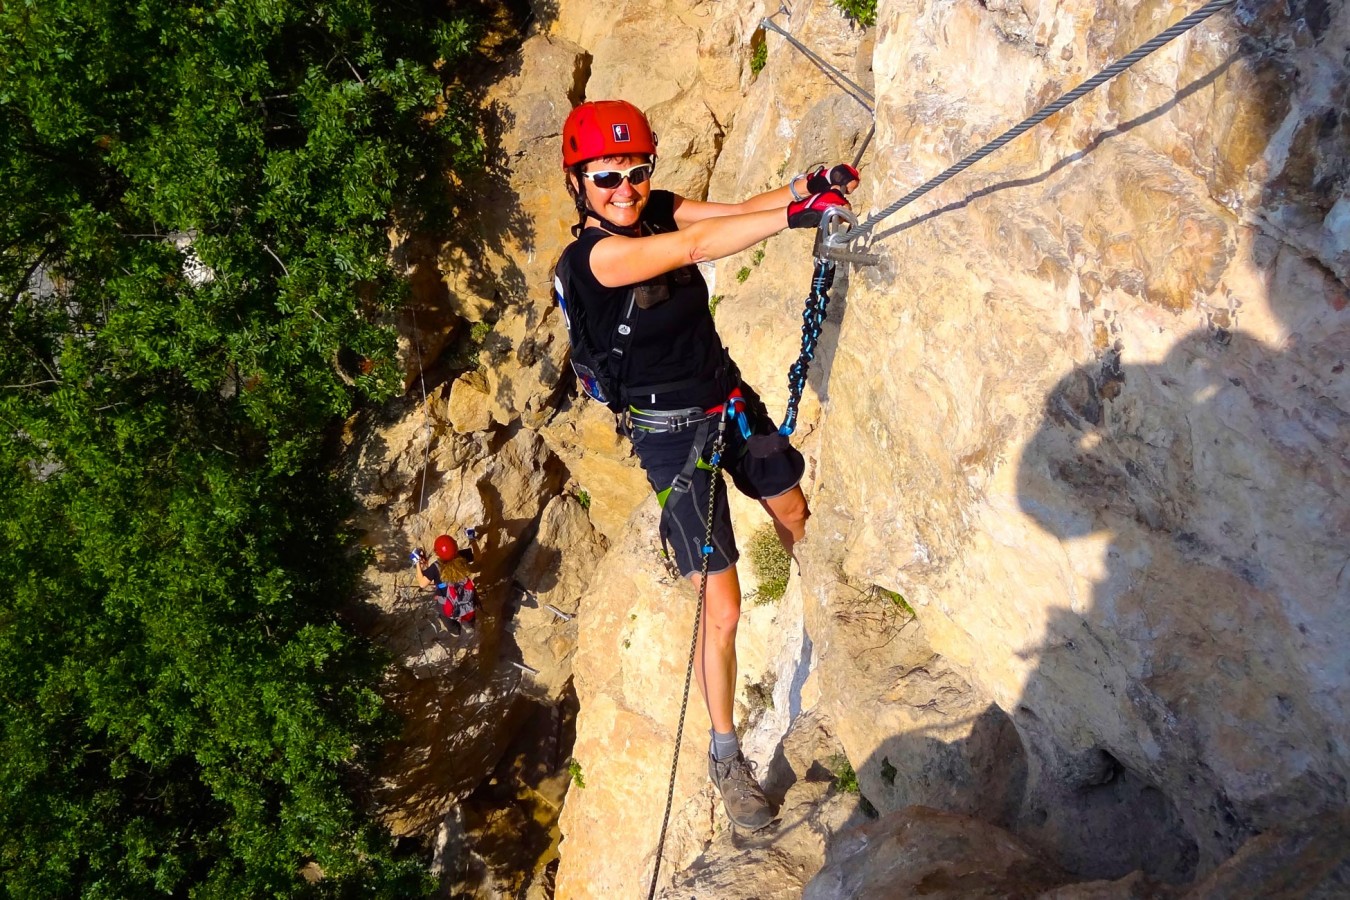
[851,0,1236,240]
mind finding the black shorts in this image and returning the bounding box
[630,382,805,577]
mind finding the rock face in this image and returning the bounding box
[810,0,1349,883]
[348,0,1349,892]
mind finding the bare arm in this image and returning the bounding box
[589,206,790,288]
[672,166,860,227]
[671,183,799,226]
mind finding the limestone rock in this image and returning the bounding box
[656,712,869,899]
[539,397,648,542]
[803,806,1074,898]
[800,0,1350,882]
[357,0,1350,888]
[1181,810,1350,898]
[446,371,493,435]
[481,300,568,429]
[509,493,607,700]
[553,497,808,897]
[553,501,715,899]
[339,391,570,837]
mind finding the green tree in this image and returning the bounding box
[0,0,492,895]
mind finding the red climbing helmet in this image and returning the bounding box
[433,534,458,561]
[562,100,656,168]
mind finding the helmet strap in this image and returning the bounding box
[584,207,642,237]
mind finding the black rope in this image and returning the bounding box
[779,258,836,437]
[647,420,728,900]
[852,0,1236,240]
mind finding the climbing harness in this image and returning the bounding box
[762,0,1235,434]
[629,390,752,440]
[647,411,730,900]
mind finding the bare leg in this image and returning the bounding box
[690,565,742,733]
[760,485,810,556]
[693,561,777,830]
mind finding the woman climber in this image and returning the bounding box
[412,530,479,636]
[555,99,858,831]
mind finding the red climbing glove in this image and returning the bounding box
[805,163,861,195]
[787,189,850,229]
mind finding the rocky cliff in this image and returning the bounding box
[345,0,1349,894]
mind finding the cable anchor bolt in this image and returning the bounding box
[813,206,880,266]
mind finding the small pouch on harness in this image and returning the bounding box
[632,275,670,310]
[746,432,791,458]
[632,265,695,309]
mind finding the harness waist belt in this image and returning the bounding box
[630,387,753,440]
[628,406,714,434]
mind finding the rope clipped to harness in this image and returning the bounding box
[779,257,835,438]
[647,416,729,900]
[748,207,856,458]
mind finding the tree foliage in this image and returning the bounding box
[0,1,489,895]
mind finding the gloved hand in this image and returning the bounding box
[805,163,860,195]
[466,527,477,541]
[787,189,850,229]
[410,548,426,565]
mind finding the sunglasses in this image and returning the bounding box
[581,163,654,189]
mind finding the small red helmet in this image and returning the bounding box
[433,534,458,561]
[562,100,656,168]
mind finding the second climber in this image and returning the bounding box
[412,530,479,636]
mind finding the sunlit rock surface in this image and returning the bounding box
[348,0,1348,891]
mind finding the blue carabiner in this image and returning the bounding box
[725,395,752,441]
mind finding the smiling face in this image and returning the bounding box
[576,154,652,229]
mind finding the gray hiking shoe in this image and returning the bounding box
[709,752,775,831]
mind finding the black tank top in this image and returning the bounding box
[563,191,730,410]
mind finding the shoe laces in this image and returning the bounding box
[718,755,766,800]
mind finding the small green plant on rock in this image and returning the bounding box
[748,525,792,604]
[876,586,915,618]
[750,41,768,76]
[833,0,877,27]
[709,294,723,318]
[828,753,859,793]
[567,758,586,789]
[751,246,766,266]
[576,489,591,510]
[448,319,495,371]
[736,266,752,283]
[744,674,776,717]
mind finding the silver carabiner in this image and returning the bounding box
[813,205,880,266]
[820,205,859,250]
